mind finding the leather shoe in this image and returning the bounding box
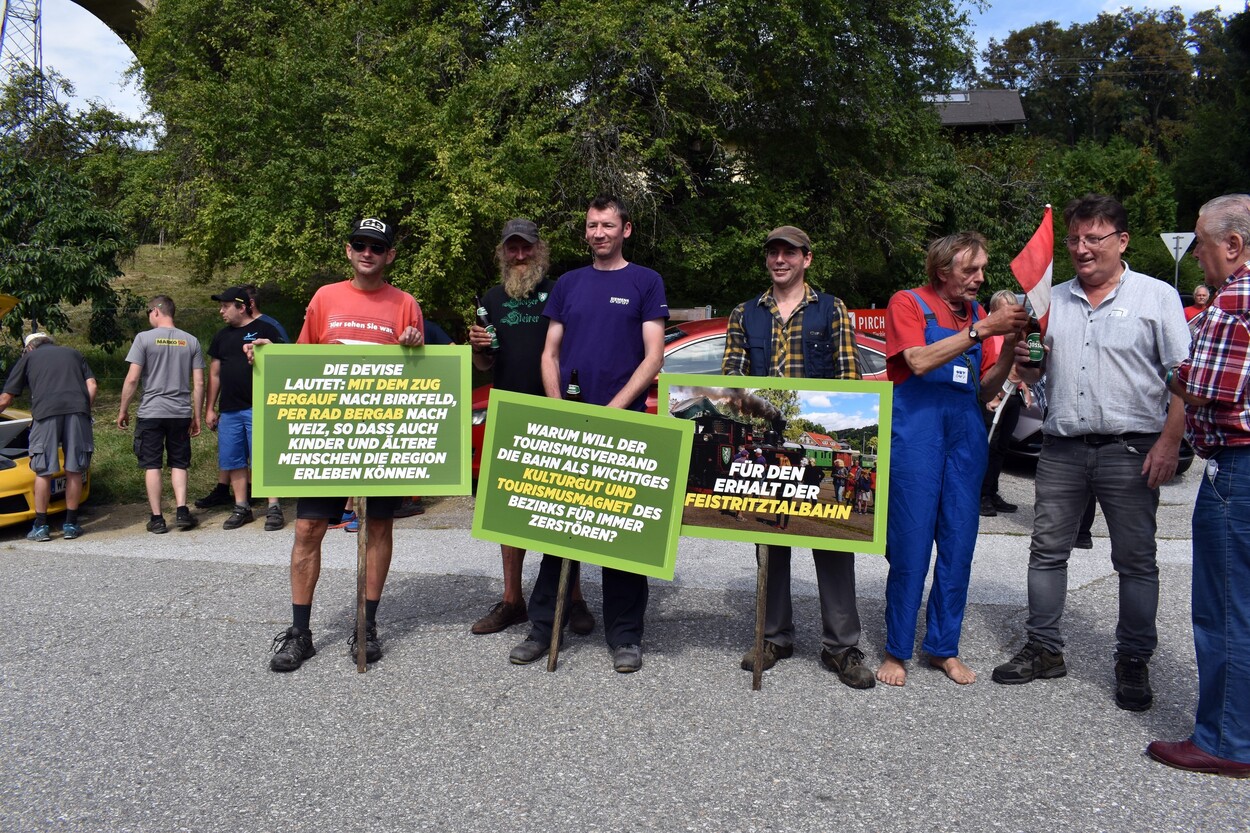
[979,497,997,517]
[820,646,876,689]
[568,599,595,635]
[990,494,1017,513]
[509,638,551,665]
[740,640,793,672]
[1146,739,1250,778]
[612,643,642,673]
[471,601,528,635]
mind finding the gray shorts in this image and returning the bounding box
[29,413,94,476]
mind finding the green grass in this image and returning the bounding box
[9,245,308,507]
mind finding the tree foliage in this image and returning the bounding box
[0,69,140,348]
[980,8,1224,158]
[134,0,974,317]
[1171,9,1250,222]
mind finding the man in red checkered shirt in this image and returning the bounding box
[1151,194,1250,778]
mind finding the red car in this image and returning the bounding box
[470,317,887,477]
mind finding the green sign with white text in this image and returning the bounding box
[251,344,471,496]
[472,390,693,580]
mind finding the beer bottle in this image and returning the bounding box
[564,369,583,402]
[1025,317,1044,368]
[474,295,499,352]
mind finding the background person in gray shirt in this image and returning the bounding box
[117,295,205,534]
[992,194,1191,713]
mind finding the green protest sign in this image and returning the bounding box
[658,373,892,555]
[472,390,694,580]
[252,344,471,496]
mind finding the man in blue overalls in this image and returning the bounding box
[879,231,1028,686]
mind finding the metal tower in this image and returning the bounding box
[0,0,43,79]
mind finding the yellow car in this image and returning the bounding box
[0,407,91,528]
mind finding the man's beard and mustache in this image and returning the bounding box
[500,249,550,299]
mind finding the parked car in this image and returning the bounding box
[0,408,91,529]
[470,317,887,477]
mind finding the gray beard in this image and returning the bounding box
[503,263,545,299]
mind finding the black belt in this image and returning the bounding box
[1062,432,1158,446]
[1079,433,1121,446]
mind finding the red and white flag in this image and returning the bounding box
[1010,205,1053,333]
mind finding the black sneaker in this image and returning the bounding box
[174,508,198,530]
[394,497,425,518]
[194,483,232,509]
[347,623,382,663]
[1115,656,1153,711]
[991,494,1018,513]
[264,505,285,531]
[270,626,316,672]
[223,505,254,530]
[992,640,1067,684]
[146,516,168,534]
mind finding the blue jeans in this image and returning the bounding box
[1026,435,1160,659]
[1191,447,1250,763]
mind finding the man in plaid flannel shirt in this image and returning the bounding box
[1151,194,1250,778]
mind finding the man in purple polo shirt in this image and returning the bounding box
[506,194,668,674]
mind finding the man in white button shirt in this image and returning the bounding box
[992,194,1191,712]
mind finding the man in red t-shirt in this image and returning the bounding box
[267,217,425,673]
[879,231,1027,688]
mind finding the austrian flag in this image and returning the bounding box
[1010,205,1054,332]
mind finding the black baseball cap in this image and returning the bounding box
[350,217,395,247]
[211,286,250,306]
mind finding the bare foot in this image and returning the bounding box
[876,653,907,686]
[928,655,976,684]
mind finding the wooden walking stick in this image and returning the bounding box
[547,557,573,672]
[752,543,769,691]
[355,496,368,674]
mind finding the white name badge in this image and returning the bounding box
[953,365,969,385]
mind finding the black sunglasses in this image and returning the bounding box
[349,240,389,255]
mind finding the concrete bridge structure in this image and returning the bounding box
[71,0,150,42]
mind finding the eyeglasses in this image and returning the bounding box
[147,307,160,315]
[1062,231,1123,249]
[349,240,389,255]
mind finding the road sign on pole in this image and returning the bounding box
[1160,232,1195,288]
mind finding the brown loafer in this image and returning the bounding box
[568,600,595,635]
[1147,739,1250,778]
[471,601,528,635]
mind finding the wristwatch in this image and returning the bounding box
[968,326,982,343]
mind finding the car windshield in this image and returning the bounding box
[663,334,726,375]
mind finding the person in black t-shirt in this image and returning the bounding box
[0,333,96,541]
[204,286,285,530]
[467,218,595,637]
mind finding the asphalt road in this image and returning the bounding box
[1,464,1246,832]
